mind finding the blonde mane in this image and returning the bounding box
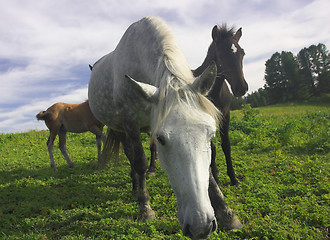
[146,17,221,138]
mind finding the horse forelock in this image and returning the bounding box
[151,59,220,139]
[151,83,220,140]
[216,23,235,40]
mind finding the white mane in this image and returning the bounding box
[146,17,220,137]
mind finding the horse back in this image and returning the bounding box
[88,18,163,130]
[59,101,103,133]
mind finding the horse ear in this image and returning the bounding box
[233,27,242,42]
[212,25,219,41]
[191,62,217,96]
[125,75,159,103]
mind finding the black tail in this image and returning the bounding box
[36,111,51,121]
[98,128,123,169]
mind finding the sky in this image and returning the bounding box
[0,0,329,133]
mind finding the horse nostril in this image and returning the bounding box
[183,220,217,238]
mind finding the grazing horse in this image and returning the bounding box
[88,17,241,239]
[36,100,105,171]
[148,24,248,187]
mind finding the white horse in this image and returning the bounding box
[88,16,241,239]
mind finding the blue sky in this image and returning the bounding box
[0,0,329,133]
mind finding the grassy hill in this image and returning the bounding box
[0,103,329,239]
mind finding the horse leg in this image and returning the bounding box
[95,134,103,163]
[90,127,106,164]
[208,171,242,230]
[221,112,239,186]
[210,141,221,185]
[58,131,75,168]
[47,131,57,171]
[147,138,156,174]
[121,128,156,221]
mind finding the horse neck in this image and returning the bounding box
[207,75,225,103]
[193,42,217,77]
[193,41,225,102]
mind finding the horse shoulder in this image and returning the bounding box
[218,82,231,114]
[46,103,65,120]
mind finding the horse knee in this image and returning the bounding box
[47,141,54,151]
[59,144,66,153]
[134,156,149,175]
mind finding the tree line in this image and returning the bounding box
[231,43,330,109]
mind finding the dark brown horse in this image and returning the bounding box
[149,24,248,186]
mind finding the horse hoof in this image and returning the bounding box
[231,181,241,187]
[227,215,243,230]
[51,164,58,171]
[219,212,242,230]
[138,207,156,221]
[147,171,156,176]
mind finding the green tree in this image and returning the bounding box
[264,52,286,104]
[315,43,330,93]
[297,43,330,95]
[297,46,317,95]
[281,51,309,101]
[265,51,309,103]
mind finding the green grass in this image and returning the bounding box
[0,103,329,239]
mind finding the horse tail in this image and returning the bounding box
[36,111,51,121]
[98,128,123,169]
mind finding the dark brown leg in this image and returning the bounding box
[147,138,157,174]
[210,141,220,185]
[220,112,239,186]
[121,127,155,221]
[208,171,242,230]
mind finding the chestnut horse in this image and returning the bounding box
[148,24,248,186]
[36,100,105,171]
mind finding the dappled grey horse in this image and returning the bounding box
[88,16,241,239]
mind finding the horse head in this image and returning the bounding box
[211,25,248,97]
[126,63,219,239]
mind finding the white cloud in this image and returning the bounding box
[0,87,88,133]
[0,0,329,133]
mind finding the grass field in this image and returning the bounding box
[0,103,329,239]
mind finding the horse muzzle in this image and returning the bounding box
[183,219,217,239]
[232,79,248,97]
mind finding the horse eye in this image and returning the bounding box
[156,135,166,146]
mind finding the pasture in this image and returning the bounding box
[0,103,329,239]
